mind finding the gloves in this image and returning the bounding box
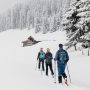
[37,58,38,60]
[64,60,68,64]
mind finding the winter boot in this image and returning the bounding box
[62,73,67,79]
[64,78,68,86]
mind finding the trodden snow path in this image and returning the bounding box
[0,29,90,90]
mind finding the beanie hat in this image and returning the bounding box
[59,44,63,48]
[40,48,43,50]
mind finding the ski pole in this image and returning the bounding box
[41,61,42,75]
[66,65,71,83]
[35,60,38,70]
[54,61,56,83]
[35,62,37,70]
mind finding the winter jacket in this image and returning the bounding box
[54,48,69,64]
[37,51,45,60]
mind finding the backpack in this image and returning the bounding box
[39,51,45,59]
[57,50,68,63]
[46,59,51,64]
[45,53,52,64]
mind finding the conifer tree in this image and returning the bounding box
[63,0,90,49]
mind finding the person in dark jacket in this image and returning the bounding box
[37,48,45,71]
[45,48,54,76]
[54,44,69,84]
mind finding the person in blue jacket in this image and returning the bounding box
[54,44,69,84]
[37,48,45,71]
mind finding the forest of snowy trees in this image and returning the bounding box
[0,0,90,48]
[0,0,69,33]
[63,0,90,49]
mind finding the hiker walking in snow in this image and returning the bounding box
[45,48,54,76]
[54,44,69,84]
[37,48,45,71]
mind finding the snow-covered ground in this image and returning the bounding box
[0,29,90,90]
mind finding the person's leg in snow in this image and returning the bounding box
[58,76,62,83]
[46,63,48,76]
[54,61,56,83]
[57,63,66,84]
[38,60,41,70]
[42,60,45,71]
[62,72,67,79]
[49,63,54,76]
[62,72,68,85]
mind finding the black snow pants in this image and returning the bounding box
[38,59,45,71]
[45,62,54,76]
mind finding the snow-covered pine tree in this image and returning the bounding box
[19,9,24,29]
[35,17,42,33]
[0,15,7,31]
[50,16,57,32]
[26,10,31,30]
[62,0,81,50]
[5,10,12,30]
[43,17,50,34]
[26,9,35,30]
[77,0,90,42]
[63,0,90,50]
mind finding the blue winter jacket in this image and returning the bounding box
[54,48,69,64]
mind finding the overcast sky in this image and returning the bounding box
[0,0,28,14]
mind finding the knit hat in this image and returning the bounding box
[59,44,63,48]
[40,48,43,50]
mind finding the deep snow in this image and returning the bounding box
[0,29,90,90]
